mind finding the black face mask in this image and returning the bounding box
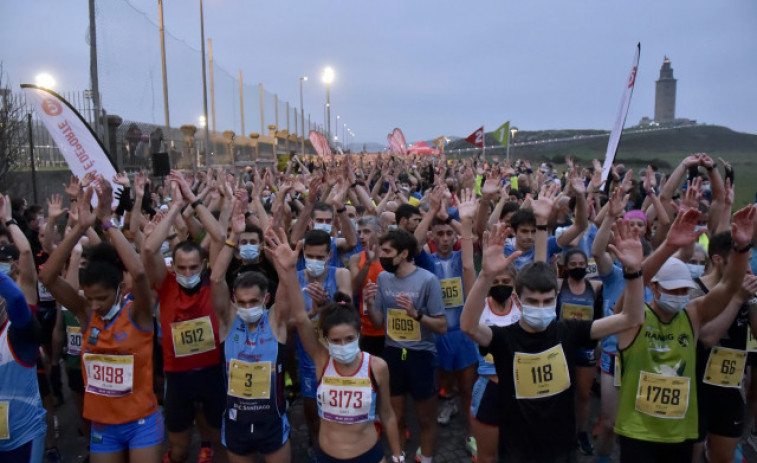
[379,256,400,274]
[488,285,513,304]
[567,267,587,281]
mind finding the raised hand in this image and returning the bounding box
[63,175,81,198]
[169,170,196,203]
[264,227,301,271]
[664,208,705,249]
[0,193,11,223]
[681,177,702,210]
[619,169,634,194]
[94,176,114,224]
[396,293,417,317]
[531,182,559,223]
[81,172,97,189]
[607,186,630,219]
[731,205,756,249]
[457,188,478,223]
[567,169,586,196]
[738,274,757,302]
[47,194,68,220]
[608,219,643,271]
[480,223,521,277]
[133,171,147,197]
[113,172,130,188]
[77,188,97,229]
[481,172,502,200]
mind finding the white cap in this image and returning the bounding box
[651,258,697,290]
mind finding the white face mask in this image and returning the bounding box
[328,339,361,364]
[520,303,556,332]
[101,289,122,321]
[686,263,705,279]
[305,258,326,277]
[656,292,690,314]
[0,262,12,275]
[314,223,332,234]
[176,271,202,289]
[161,241,171,256]
[236,303,265,324]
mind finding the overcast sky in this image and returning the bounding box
[2,0,756,145]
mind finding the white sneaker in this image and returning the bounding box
[437,398,458,425]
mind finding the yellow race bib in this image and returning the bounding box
[484,353,494,364]
[387,309,420,342]
[747,328,757,353]
[703,347,747,388]
[513,344,571,399]
[171,316,216,357]
[227,359,272,400]
[635,371,690,419]
[0,401,8,440]
[440,278,463,308]
[560,303,593,321]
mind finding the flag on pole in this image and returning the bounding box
[465,126,484,147]
[493,121,510,147]
[392,128,408,155]
[432,136,446,151]
[21,84,121,206]
[601,43,641,186]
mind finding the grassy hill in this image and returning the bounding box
[449,125,757,207]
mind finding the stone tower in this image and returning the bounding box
[654,57,676,123]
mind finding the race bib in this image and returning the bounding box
[513,344,571,399]
[561,303,593,321]
[0,401,8,440]
[319,376,372,423]
[703,347,747,388]
[227,359,271,400]
[171,316,216,357]
[586,258,598,279]
[440,278,463,308]
[747,328,757,353]
[635,371,690,419]
[387,309,420,342]
[83,354,134,397]
[66,326,82,356]
[37,282,54,302]
[614,355,621,387]
[484,353,494,364]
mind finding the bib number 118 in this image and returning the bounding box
[531,364,553,383]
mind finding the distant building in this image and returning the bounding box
[654,57,676,123]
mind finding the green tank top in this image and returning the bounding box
[62,308,82,370]
[614,305,698,443]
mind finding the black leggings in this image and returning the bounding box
[619,436,693,463]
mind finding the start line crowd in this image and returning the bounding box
[1,152,757,463]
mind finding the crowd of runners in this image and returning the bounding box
[1,151,757,463]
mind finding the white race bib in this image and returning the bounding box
[83,354,134,397]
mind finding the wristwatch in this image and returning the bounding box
[392,452,406,463]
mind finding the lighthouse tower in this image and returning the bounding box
[654,57,676,123]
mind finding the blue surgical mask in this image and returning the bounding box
[236,303,265,324]
[686,263,705,279]
[387,224,398,231]
[521,303,556,332]
[0,262,12,275]
[656,292,689,314]
[160,241,171,256]
[101,289,122,321]
[305,258,326,277]
[239,244,259,262]
[176,271,202,289]
[314,223,332,234]
[328,339,361,364]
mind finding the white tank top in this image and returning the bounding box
[317,352,377,424]
[477,297,521,376]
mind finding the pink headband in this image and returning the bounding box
[623,210,647,225]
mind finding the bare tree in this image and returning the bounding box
[0,64,28,190]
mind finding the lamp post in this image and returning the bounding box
[322,67,334,146]
[199,0,211,165]
[506,126,518,163]
[300,76,307,155]
[343,123,347,151]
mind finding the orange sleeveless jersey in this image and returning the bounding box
[359,251,385,337]
[82,300,158,424]
[157,272,221,372]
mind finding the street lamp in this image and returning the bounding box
[506,126,518,162]
[300,76,307,155]
[199,115,207,127]
[34,73,56,90]
[322,66,334,146]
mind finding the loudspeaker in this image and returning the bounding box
[151,152,170,177]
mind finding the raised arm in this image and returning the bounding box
[457,188,478,299]
[699,275,757,348]
[592,187,629,276]
[531,182,560,263]
[414,185,445,250]
[556,171,589,248]
[642,208,705,286]
[460,223,521,346]
[1,194,37,304]
[210,201,246,337]
[290,176,322,246]
[141,184,183,288]
[171,170,225,243]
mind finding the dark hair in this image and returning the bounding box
[318,292,361,338]
[311,202,334,218]
[379,230,418,261]
[509,189,524,201]
[499,202,520,220]
[172,240,205,260]
[515,262,557,296]
[395,204,421,223]
[431,217,453,228]
[304,229,331,249]
[509,208,536,231]
[233,270,269,293]
[564,248,588,265]
[79,242,124,290]
[708,231,732,261]
[243,223,263,241]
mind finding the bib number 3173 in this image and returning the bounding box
[513,344,571,399]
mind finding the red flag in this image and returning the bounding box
[465,126,484,147]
